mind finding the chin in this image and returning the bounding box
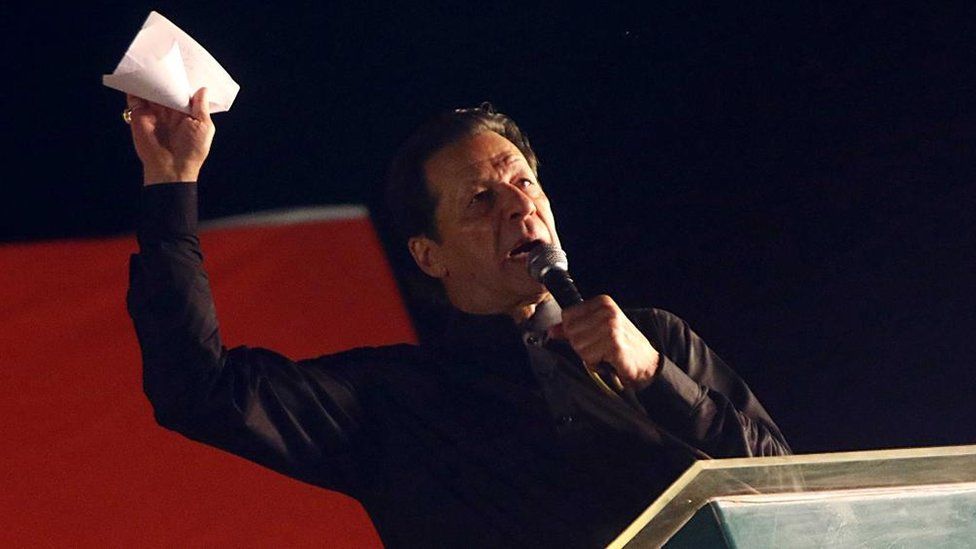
[511,282,548,303]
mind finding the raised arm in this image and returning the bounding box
[124,91,367,493]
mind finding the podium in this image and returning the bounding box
[608,445,976,548]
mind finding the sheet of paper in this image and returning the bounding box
[103,11,240,114]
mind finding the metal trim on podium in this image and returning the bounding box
[608,445,976,548]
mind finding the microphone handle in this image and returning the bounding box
[541,268,584,308]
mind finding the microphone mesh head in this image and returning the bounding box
[526,243,569,282]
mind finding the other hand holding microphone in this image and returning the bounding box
[528,243,661,391]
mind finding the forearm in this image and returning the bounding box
[127,183,222,427]
[634,309,792,458]
[642,358,791,457]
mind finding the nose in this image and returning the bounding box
[501,184,536,221]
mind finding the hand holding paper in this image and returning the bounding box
[104,11,239,114]
[127,88,215,185]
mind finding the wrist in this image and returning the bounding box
[143,164,201,185]
[633,352,662,391]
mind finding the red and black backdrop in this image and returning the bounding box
[1,211,410,546]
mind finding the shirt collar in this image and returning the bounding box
[519,297,562,343]
[440,297,562,345]
[433,297,563,385]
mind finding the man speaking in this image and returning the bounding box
[125,88,790,547]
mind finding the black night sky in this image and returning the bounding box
[3,3,974,453]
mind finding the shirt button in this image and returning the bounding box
[526,334,541,346]
[558,415,575,426]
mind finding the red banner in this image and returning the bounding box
[1,208,415,547]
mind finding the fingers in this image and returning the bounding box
[125,95,155,140]
[126,91,207,122]
[555,294,660,387]
[126,94,166,127]
[573,335,617,370]
[561,295,618,340]
[549,320,612,368]
[126,93,169,116]
[191,87,212,124]
[125,94,146,110]
[557,295,617,366]
[125,94,146,124]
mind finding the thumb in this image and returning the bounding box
[191,87,212,123]
[547,323,566,341]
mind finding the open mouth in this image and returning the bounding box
[508,239,543,259]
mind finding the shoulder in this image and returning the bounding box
[296,343,426,374]
[295,342,440,389]
[623,307,691,340]
[623,307,685,324]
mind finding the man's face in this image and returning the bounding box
[409,131,561,317]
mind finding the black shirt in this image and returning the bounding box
[127,183,791,548]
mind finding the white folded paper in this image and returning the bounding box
[103,11,239,114]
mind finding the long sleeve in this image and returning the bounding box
[632,309,792,458]
[126,183,368,494]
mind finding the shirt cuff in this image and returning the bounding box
[641,355,707,421]
[137,183,199,246]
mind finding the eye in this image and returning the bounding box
[468,189,493,207]
[517,178,535,188]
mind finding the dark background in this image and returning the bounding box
[3,3,973,453]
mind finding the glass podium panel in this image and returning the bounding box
[608,445,976,548]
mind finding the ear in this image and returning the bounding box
[408,235,448,279]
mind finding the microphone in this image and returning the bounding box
[526,244,582,308]
[526,243,624,392]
